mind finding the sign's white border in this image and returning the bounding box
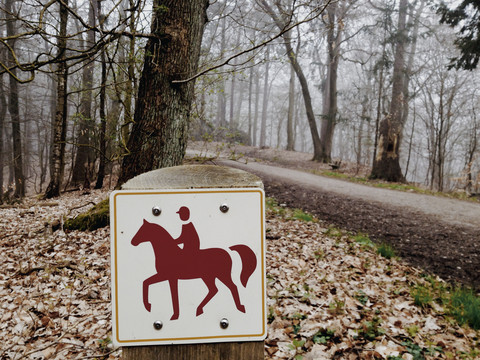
[110,188,266,346]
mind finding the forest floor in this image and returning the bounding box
[1,143,480,359]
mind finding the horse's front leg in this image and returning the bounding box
[169,279,180,320]
[143,273,164,312]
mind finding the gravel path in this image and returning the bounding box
[219,160,480,230]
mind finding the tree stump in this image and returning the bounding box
[120,164,265,360]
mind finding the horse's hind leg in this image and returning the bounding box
[220,275,245,313]
[196,277,218,316]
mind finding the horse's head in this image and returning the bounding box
[131,219,175,248]
[131,219,155,246]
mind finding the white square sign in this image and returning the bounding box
[110,188,266,346]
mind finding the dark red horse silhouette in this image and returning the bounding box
[131,219,257,320]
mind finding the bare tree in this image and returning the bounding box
[370,0,408,182]
[259,46,270,147]
[258,0,324,160]
[319,0,348,163]
[95,0,107,189]
[5,0,25,198]
[71,0,96,188]
[44,0,69,199]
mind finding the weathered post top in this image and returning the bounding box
[121,164,264,190]
[112,164,266,360]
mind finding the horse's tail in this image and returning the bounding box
[229,245,257,287]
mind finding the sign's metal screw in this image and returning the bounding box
[152,206,162,216]
[219,204,229,213]
[220,318,229,329]
[153,321,163,330]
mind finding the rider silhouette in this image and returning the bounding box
[175,206,200,254]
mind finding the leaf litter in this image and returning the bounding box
[0,190,478,359]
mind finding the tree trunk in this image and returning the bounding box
[0,50,5,202]
[404,102,416,179]
[119,0,138,151]
[248,65,254,145]
[286,62,295,151]
[253,68,260,146]
[259,47,269,148]
[319,1,343,163]
[117,0,209,186]
[216,16,227,128]
[284,38,323,159]
[95,0,107,189]
[370,0,408,182]
[5,0,25,198]
[71,0,96,187]
[44,0,69,199]
[372,1,394,167]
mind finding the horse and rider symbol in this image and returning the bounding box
[131,206,258,321]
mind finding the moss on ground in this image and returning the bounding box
[64,199,109,231]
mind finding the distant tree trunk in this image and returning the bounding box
[95,0,107,189]
[253,68,260,146]
[44,0,69,198]
[465,115,478,194]
[229,31,240,131]
[117,0,209,186]
[430,77,458,192]
[319,1,343,163]
[285,36,322,160]
[234,79,245,131]
[286,62,295,151]
[356,96,369,167]
[229,69,236,130]
[119,0,138,151]
[248,65,254,144]
[258,0,323,160]
[5,0,25,198]
[71,0,96,187]
[370,0,408,182]
[404,102,416,179]
[216,16,227,128]
[259,47,269,148]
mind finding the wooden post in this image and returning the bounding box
[119,164,265,360]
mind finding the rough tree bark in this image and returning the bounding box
[117,0,209,186]
[44,0,69,198]
[370,0,408,182]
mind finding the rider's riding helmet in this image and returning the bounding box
[176,206,190,221]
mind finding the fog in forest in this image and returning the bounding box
[1,0,479,200]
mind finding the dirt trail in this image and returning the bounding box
[187,144,480,288]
